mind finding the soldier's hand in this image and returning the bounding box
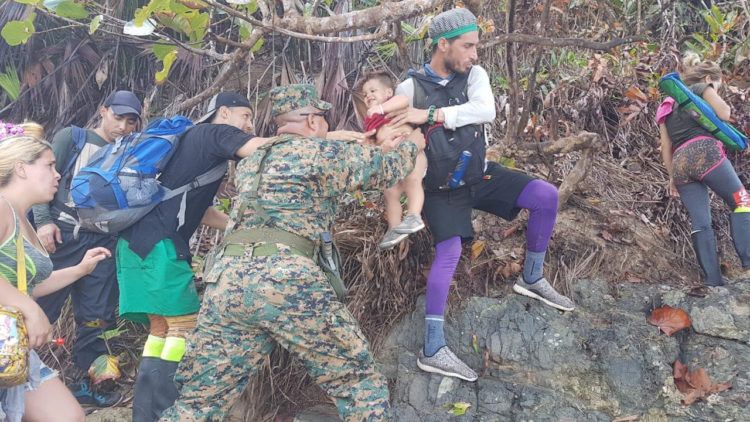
[380,135,404,153]
[360,129,377,145]
[327,130,366,142]
[405,128,426,151]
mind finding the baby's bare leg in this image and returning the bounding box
[403,152,426,215]
[384,185,404,229]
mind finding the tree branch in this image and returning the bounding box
[208,0,439,36]
[515,131,601,154]
[206,0,390,43]
[173,28,265,113]
[482,33,649,50]
[516,0,553,140]
[504,0,519,144]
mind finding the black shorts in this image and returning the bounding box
[423,161,535,244]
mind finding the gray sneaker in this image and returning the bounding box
[393,214,425,234]
[513,276,575,311]
[417,346,478,382]
[379,229,408,250]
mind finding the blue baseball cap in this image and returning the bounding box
[104,90,142,117]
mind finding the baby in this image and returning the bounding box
[356,71,428,250]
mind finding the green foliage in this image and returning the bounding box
[685,3,740,63]
[549,49,588,69]
[444,402,471,416]
[153,44,178,83]
[250,37,264,53]
[97,327,128,341]
[0,66,21,100]
[1,13,36,46]
[48,0,90,19]
[492,74,509,90]
[216,199,231,214]
[89,14,103,34]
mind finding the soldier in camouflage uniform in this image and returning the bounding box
[160,84,425,422]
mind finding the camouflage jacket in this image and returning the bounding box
[229,134,418,241]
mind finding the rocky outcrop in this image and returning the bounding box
[381,279,750,421]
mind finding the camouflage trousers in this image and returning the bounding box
[159,245,390,422]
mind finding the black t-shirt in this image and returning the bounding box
[664,83,714,149]
[122,124,252,260]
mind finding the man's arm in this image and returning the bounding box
[367,95,409,116]
[34,128,73,251]
[235,136,271,158]
[200,207,229,230]
[322,130,425,193]
[440,66,496,129]
[390,67,496,130]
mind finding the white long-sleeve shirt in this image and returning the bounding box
[395,65,496,130]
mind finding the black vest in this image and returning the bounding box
[411,70,487,192]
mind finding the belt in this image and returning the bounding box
[221,227,317,259]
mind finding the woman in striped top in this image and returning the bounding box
[0,124,111,422]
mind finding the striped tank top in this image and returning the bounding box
[0,199,53,293]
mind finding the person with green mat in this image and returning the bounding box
[657,52,750,286]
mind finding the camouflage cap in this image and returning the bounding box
[270,84,332,117]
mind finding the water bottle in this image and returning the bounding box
[321,232,336,272]
[448,151,472,189]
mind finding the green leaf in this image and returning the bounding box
[1,16,36,46]
[498,157,516,168]
[444,402,471,416]
[154,47,178,83]
[13,0,41,4]
[97,327,128,341]
[89,14,102,34]
[239,22,251,41]
[0,66,21,100]
[186,11,208,42]
[250,37,263,53]
[152,42,176,59]
[244,0,258,14]
[216,199,231,214]
[88,354,121,384]
[53,1,90,19]
[134,0,170,26]
[471,334,480,354]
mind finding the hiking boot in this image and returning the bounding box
[417,346,478,382]
[393,214,425,234]
[378,229,408,250]
[71,379,123,408]
[513,276,575,312]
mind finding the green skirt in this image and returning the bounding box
[117,238,200,324]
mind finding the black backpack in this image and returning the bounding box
[411,70,487,192]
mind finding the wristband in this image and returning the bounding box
[427,105,437,125]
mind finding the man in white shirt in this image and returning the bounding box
[391,7,575,383]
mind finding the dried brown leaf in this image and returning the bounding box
[673,360,732,405]
[625,85,648,104]
[471,240,486,260]
[647,305,691,336]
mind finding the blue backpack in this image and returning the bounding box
[69,116,227,234]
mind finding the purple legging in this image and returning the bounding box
[425,179,558,315]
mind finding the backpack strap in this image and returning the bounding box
[163,162,229,230]
[65,126,88,177]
